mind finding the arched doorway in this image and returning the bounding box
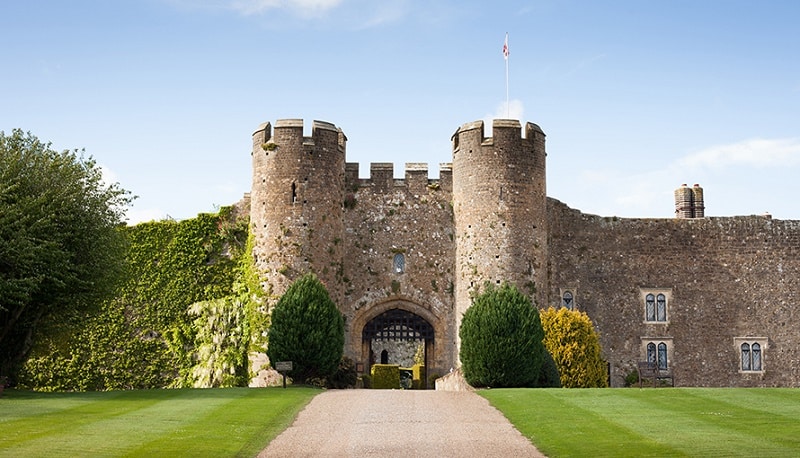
[362,308,435,388]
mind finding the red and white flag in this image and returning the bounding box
[503,33,509,60]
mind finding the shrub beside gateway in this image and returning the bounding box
[459,283,550,388]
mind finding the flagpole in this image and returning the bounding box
[504,32,509,118]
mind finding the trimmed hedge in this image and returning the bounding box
[411,364,426,389]
[371,364,401,389]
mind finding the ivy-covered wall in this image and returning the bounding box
[19,207,265,391]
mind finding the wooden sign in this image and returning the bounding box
[275,361,293,372]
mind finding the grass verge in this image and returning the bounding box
[481,388,800,457]
[0,386,319,457]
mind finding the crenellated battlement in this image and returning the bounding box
[451,119,545,153]
[253,118,346,154]
[344,162,453,194]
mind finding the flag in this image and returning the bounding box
[503,33,509,60]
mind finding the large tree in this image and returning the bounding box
[0,129,133,377]
[266,273,344,384]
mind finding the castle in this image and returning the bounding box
[249,118,800,387]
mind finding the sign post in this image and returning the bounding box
[275,361,293,389]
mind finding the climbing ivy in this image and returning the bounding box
[18,207,264,391]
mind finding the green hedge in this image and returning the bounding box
[370,364,400,389]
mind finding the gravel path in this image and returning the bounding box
[258,390,545,457]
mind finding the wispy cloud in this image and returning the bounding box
[230,0,343,16]
[565,53,607,77]
[677,138,800,169]
[481,100,525,135]
[166,0,344,16]
[125,207,170,225]
[561,137,800,218]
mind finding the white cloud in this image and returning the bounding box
[98,164,119,188]
[230,0,344,15]
[125,207,170,225]
[166,0,344,16]
[482,100,525,135]
[678,138,800,170]
[354,2,409,29]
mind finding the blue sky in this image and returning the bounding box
[3,1,799,223]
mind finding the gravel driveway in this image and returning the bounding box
[258,390,545,457]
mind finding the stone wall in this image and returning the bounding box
[342,162,455,374]
[547,198,800,387]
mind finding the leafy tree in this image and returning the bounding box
[459,283,546,387]
[0,130,133,378]
[266,273,344,384]
[540,307,608,388]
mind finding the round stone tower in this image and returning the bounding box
[250,119,347,305]
[451,119,548,357]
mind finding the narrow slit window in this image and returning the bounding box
[393,253,405,274]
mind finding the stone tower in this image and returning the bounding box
[451,119,548,353]
[250,119,347,304]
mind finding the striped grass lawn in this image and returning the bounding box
[0,386,318,457]
[481,387,800,457]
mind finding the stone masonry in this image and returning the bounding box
[249,117,800,387]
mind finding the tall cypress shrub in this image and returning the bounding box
[459,283,546,387]
[266,273,344,384]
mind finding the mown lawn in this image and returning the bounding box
[481,388,800,457]
[0,386,319,457]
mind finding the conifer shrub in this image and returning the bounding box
[459,283,546,388]
[540,307,608,388]
[537,348,562,388]
[266,273,344,384]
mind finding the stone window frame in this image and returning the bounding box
[641,337,673,370]
[560,287,577,310]
[640,288,672,324]
[734,337,768,374]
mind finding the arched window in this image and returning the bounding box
[562,291,574,310]
[646,294,656,321]
[656,294,667,321]
[736,338,766,373]
[393,253,405,274]
[741,343,751,371]
[752,343,762,371]
[647,342,657,365]
[657,343,668,370]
